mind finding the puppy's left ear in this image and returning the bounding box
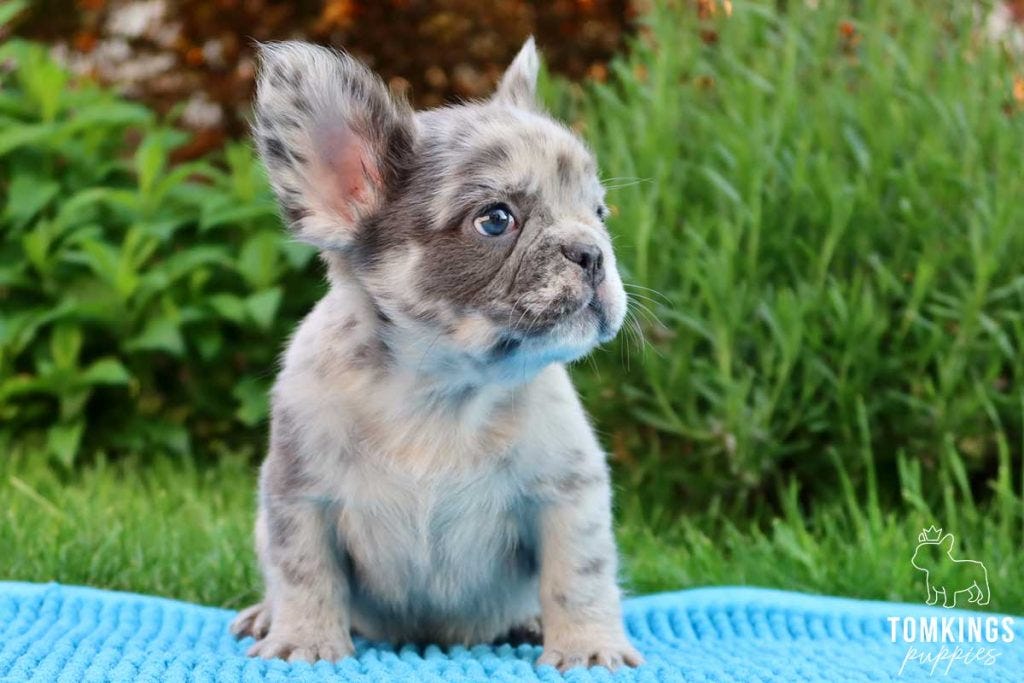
[493,37,540,109]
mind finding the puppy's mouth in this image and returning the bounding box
[586,297,613,341]
[491,291,617,359]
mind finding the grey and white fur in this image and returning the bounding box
[230,38,643,672]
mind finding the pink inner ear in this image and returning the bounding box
[314,123,382,223]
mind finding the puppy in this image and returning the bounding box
[230,38,643,672]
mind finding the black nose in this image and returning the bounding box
[561,242,605,286]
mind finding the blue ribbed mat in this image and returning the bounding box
[1,582,1021,682]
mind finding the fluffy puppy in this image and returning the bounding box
[230,38,643,672]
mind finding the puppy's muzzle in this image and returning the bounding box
[560,241,605,288]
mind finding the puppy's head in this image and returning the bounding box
[255,40,626,382]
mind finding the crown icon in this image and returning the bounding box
[918,526,943,543]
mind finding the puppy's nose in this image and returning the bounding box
[561,242,605,286]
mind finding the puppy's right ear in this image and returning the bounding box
[253,42,415,250]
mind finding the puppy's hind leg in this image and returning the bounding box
[231,601,271,640]
[248,495,355,662]
[231,512,273,640]
[243,423,355,663]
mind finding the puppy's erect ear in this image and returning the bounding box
[493,37,540,109]
[253,42,415,250]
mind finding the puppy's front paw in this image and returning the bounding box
[247,628,354,663]
[230,602,271,640]
[538,635,644,672]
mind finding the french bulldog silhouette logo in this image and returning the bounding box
[911,527,990,609]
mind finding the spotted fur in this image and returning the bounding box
[231,38,641,672]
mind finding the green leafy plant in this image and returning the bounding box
[573,0,1024,512]
[0,40,323,466]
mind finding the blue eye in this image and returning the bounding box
[473,204,516,236]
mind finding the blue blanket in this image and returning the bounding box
[1,582,1020,681]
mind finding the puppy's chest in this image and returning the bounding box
[303,371,547,598]
[336,454,535,602]
[336,434,528,541]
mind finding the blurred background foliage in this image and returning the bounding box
[12,0,635,157]
[0,37,323,464]
[2,0,1024,525]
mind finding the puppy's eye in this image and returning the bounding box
[474,204,517,236]
[596,206,609,222]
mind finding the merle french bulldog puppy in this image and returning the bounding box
[230,38,643,672]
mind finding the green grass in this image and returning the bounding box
[3,446,1022,614]
[616,453,1024,612]
[0,455,260,608]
